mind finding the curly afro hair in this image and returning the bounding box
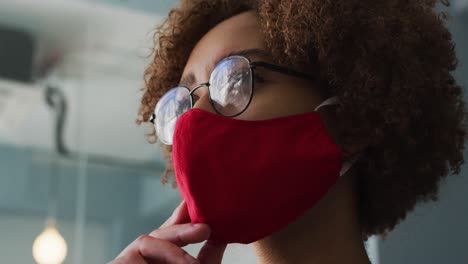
[138,0,467,240]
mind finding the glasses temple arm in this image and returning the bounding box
[250,61,315,80]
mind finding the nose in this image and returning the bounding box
[192,85,217,114]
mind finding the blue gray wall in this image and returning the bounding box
[378,10,468,264]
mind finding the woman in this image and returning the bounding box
[110,0,466,263]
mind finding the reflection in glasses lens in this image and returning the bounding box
[209,56,252,116]
[154,56,253,145]
[154,87,191,145]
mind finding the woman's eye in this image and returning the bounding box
[228,72,246,86]
[228,71,266,84]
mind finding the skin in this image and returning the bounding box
[110,11,371,264]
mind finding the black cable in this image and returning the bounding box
[45,85,69,156]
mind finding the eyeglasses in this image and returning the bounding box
[150,55,315,145]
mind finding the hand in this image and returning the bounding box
[108,200,227,264]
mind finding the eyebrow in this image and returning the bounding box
[177,48,268,88]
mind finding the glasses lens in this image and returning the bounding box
[209,56,252,116]
[154,87,191,145]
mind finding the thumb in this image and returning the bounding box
[197,241,227,264]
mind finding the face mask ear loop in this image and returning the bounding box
[339,153,363,177]
[339,160,355,177]
[314,96,357,177]
[314,96,339,111]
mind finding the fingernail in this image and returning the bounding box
[191,223,203,229]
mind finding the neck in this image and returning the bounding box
[252,172,371,264]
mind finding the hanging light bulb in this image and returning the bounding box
[32,84,69,264]
[32,219,68,264]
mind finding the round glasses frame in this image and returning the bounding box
[149,55,315,123]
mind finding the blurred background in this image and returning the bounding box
[0,0,466,263]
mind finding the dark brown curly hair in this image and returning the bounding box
[138,0,467,240]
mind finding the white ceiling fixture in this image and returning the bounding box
[0,79,44,139]
[0,0,167,163]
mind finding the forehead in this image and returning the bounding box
[182,11,265,83]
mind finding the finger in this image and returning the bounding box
[117,235,199,264]
[160,200,190,228]
[197,241,227,264]
[149,223,211,247]
[108,254,147,264]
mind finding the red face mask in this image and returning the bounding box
[172,97,356,244]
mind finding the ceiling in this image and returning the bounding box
[0,0,174,163]
[90,0,176,14]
